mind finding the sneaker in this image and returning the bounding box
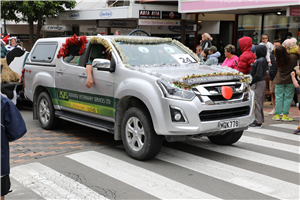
[282,115,293,122]
[249,121,263,128]
[297,103,299,107]
[269,109,276,115]
[279,113,283,116]
[272,115,281,121]
[294,127,300,134]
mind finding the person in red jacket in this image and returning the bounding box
[237,37,255,74]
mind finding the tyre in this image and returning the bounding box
[121,107,163,160]
[37,92,61,130]
[208,130,243,145]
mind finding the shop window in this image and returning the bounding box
[237,14,262,55]
[263,12,289,43]
[31,42,57,63]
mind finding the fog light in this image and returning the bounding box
[170,105,188,123]
[174,113,182,121]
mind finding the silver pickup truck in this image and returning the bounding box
[23,35,255,160]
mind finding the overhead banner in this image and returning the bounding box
[98,20,137,28]
[179,0,300,13]
[138,19,180,26]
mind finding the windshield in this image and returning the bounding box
[116,42,197,66]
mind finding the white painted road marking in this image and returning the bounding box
[269,124,299,131]
[185,139,299,173]
[156,147,299,200]
[66,151,220,200]
[10,162,109,200]
[245,128,300,141]
[240,136,299,153]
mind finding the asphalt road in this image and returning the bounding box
[5,101,300,200]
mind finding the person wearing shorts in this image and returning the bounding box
[1,95,27,199]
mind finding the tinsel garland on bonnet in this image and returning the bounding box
[173,71,251,90]
[57,34,87,58]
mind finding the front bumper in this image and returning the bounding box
[152,90,255,136]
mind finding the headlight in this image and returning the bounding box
[157,80,196,101]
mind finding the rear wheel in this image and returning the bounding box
[121,107,163,160]
[37,92,61,129]
[208,130,243,145]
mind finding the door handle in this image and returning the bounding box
[106,83,111,86]
[56,69,63,74]
[79,73,87,78]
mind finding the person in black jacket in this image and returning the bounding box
[268,39,281,115]
[1,95,27,199]
[249,45,268,128]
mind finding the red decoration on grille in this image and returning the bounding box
[221,86,233,100]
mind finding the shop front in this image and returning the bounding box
[178,0,300,55]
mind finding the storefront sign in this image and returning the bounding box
[41,25,72,32]
[138,19,180,26]
[99,10,113,18]
[290,7,300,16]
[69,12,80,19]
[80,26,105,33]
[139,10,160,19]
[98,20,137,28]
[179,0,300,13]
[59,8,128,20]
[162,11,181,19]
[169,23,201,32]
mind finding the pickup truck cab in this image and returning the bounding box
[24,35,255,160]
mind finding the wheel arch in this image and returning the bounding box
[33,86,55,120]
[114,96,154,141]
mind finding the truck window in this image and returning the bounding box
[89,44,110,63]
[63,55,81,66]
[31,42,57,63]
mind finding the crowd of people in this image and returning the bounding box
[196,32,300,134]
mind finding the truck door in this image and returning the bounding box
[77,43,115,119]
[55,55,82,110]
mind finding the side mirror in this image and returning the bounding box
[92,59,111,71]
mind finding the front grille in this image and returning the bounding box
[208,93,243,101]
[199,106,250,121]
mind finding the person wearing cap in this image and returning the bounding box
[207,46,221,65]
[1,35,9,58]
[199,46,220,66]
[5,37,24,52]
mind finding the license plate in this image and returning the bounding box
[219,120,239,130]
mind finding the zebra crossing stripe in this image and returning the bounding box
[10,162,109,200]
[184,139,299,173]
[66,151,220,200]
[156,147,299,200]
[269,124,299,130]
[240,136,299,153]
[245,128,300,141]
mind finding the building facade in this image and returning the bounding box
[179,0,300,55]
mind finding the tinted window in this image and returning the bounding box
[31,43,57,63]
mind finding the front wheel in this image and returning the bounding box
[121,107,163,160]
[37,92,61,130]
[208,130,243,145]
